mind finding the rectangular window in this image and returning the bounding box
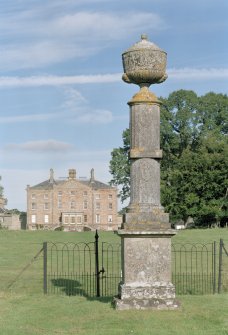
[31,194,36,199]
[44,215,49,223]
[31,202,36,210]
[71,216,75,224]
[95,194,100,199]
[58,199,62,209]
[83,201,88,209]
[44,193,48,199]
[83,191,88,196]
[84,215,87,223]
[96,202,101,210]
[70,191,75,195]
[108,194,113,199]
[108,215,113,223]
[31,214,36,223]
[64,216,69,224]
[96,214,100,224]
[108,203,113,210]
[77,216,82,224]
[70,201,75,209]
[58,191,62,196]
[44,203,49,210]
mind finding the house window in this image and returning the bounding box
[108,203,113,210]
[108,215,113,223]
[44,215,49,223]
[83,201,88,209]
[84,215,87,223]
[31,202,36,210]
[96,214,100,224]
[58,191,62,196]
[95,194,100,199]
[44,194,48,199]
[44,203,49,210]
[77,216,82,224]
[58,199,62,208]
[64,216,69,224]
[71,216,75,224]
[108,194,113,199]
[70,191,75,195]
[70,201,75,209]
[83,191,88,196]
[31,194,36,199]
[96,202,101,210]
[31,214,36,223]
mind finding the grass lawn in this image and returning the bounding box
[0,229,227,334]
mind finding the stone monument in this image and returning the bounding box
[115,35,179,310]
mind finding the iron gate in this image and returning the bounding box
[43,231,121,297]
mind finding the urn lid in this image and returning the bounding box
[122,34,165,54]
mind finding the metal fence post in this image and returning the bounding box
[43,242,48,294]
[218,239,223,294]
[213,241,216,294]
[95,230,100,297]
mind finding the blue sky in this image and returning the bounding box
[0,0,227,211]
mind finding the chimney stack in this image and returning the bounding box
[49,168,54,183]
[90,168,95,183]
[68,169,76,179]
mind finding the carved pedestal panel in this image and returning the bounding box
[115,231,179,310]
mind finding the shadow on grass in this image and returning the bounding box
[51,278,115,305]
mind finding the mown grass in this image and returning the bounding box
[0,229,227,335]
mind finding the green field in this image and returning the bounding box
[0,229,227,335]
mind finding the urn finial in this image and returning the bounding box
[122,35,168,87]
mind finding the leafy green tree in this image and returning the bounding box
[0,176,3,197]
[110,90,228,226]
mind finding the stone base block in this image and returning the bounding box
[114,282,180,310]
[114,296,180,310]
[115,282,180,310]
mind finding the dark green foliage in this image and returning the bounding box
[109,90,228,226]
[0,176,3,197]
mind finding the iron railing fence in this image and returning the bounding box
[171,242,216,295]
[43,233,227,297]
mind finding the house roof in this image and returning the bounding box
[29,178,114,190]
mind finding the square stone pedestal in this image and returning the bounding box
[114,230,180,310]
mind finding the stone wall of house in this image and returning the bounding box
[0,213,21,230]
[27,169,120,231]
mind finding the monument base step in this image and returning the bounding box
[114,296,180,310]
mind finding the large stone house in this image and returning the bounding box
[26,168,119,231]
[0,196,21,230]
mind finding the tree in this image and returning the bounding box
[109,128,130,202]
[0,176,3,197]
[109,90,228,226]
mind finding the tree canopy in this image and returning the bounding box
[0,176,3,197]
[109,90,228,227]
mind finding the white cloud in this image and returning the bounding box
[0,68,227,89]
[168,68,228,80]
[0,112,57,123]
[62,87,114,124]
[0,9,165,70]
[0,73,121,88]
[5,140,73,152]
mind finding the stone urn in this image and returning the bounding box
[122,34,168,87]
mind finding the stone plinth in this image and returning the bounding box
[115,230,179,310]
